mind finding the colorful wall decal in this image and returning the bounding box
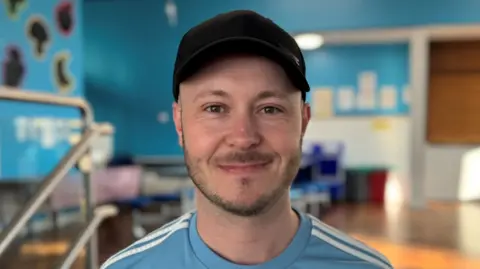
[55,1,74,36]
[3,0,28,21]
[52,50,75,94]
[25,15,51,61]
[2,45,26,88]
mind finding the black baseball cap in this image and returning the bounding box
[173,10,310,101]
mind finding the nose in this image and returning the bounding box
[225,113,261,150]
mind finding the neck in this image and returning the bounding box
[195,192,300,265]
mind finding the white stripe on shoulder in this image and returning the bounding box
[311,229,391,269]
[135,211,193,245]
[100,221,189,269]
[308,215,391,267]
[100,212,193,269]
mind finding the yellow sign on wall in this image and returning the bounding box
[371,117,391,131]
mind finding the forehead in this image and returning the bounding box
[179,54,295,100]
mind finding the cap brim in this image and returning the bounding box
[174,36,310,99]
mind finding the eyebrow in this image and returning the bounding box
[255,90,289,101]
[193,89,230,102]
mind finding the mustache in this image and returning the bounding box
[213,151,275,164]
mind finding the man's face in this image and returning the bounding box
[173,55,310,216]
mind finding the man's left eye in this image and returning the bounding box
[262,106,282,114]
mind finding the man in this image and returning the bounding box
[101,10,393,269]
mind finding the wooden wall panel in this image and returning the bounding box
[430,41,480,72]
[427,41,480,144]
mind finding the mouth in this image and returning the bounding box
[217,162,271,174]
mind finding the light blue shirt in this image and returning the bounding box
[101,210,393,269]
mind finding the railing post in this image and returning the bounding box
[79,110,97,269]
[55,205,118,269]
[83,151,98,269]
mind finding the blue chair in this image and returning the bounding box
[295,142,346,203]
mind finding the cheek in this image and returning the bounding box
[184,123,222,158]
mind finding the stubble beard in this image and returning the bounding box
[182,133,302,217]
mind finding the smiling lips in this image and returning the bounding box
[217,162,270,173]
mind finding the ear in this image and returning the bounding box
[301,102,311,136]
[172,101,183,147]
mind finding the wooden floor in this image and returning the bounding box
[322,202,480,269]
[1,201,479,269]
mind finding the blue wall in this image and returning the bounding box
[0,0,83,178]
[83,0,480,157]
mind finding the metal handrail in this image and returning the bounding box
[55,205,119,269]
[0,88,98,269]
[0,127,98,254]
[0,88,93,125]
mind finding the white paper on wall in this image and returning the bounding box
[38,118,57,149]
[337,86,355,111]
[358,71,377,93]
[14,117,28,142]
[56,119,71,141]
[312,87,334,119]
[357,71,377,110]
[380,85,397,109]
[356,91,376,109]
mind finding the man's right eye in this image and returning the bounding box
[205,105,224,113]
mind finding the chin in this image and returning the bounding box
[218,199,270,217]
[217,190,260,204]
[215,190,274,213]
[228,196,262,207]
